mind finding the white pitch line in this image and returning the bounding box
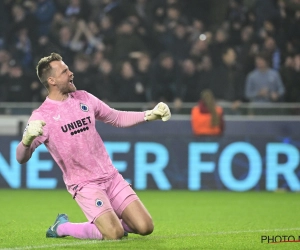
[1,228,300,250]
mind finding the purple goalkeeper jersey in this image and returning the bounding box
[17,91,145,194]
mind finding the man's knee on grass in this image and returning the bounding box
[135,218,154,236]
[101,225,124,240]
[94,214,125,240]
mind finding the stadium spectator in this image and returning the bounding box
[115,60,147,102]
[210,28,229,67]
[253,0,282,32]
[24,0,56,37]
[133,0,149,21]
[11,28,34,71]
[197,55,214,94]
[188,19,206,43]
[92,59,115,102]
[288,9,300,49]
[71,53,94,94]
[281,53,300,102]
[228,17,243,47]
[5,4,37,46]
[34,35,56,61]
[150,52,181,102]
[53,25,77,66]
[64,0,90,21]
[235,25,256,74]
[164,5,183,30]
[245,53,285,102]
[0,0,8,44]
[0,50,11,101]
[191,89,224,136]
[113,21,147,62]
[226,0,248,47]
[210,47,246,107]
[178,59,201,102]
[168,22,191,61]
[133,52,152,101]
[90,50,105,72]
[99,16,115,49]
[226,0,247,26]
[49,12,69,41]
[189,39,210,66]
[2,60,34,102]
[70,20,105,55]
[262,36,281,71]
[127,14,161,58]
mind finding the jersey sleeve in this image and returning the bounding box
[87,92,146,127]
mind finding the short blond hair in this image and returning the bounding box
[36,53,62,88]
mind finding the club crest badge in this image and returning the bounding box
[95,199,103,207]
[80,103,89,112]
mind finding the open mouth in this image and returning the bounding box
[69,79,74,85]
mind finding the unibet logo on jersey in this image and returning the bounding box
[61,116,91,135]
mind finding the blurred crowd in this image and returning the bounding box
[1,0,300,112]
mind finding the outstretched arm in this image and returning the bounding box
[89,93,171,127]
[98,108,146,128]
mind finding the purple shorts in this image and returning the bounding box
[74,173,139,222]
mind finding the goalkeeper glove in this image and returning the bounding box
[144,102,171,122]
[22,120,46,146]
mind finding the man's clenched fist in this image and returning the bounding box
[22,120,46,146]
[144,102,171,122]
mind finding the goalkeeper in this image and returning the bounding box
[16,53,171,240]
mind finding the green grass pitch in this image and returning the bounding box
[0,190,300,250]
